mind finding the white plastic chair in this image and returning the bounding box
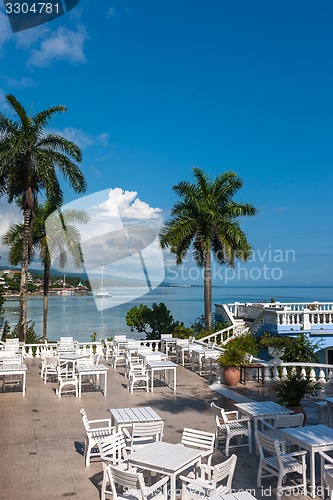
[211,402,252,456]
[56,360,78,398]
[180,454,237,499]
[123,421,164,451]
[80,408,115,466]
[180,427,215,466]
[319,451,333,500]
[261,413,304,446]
[106,463,169,500]
[42,354,58,383]
[127,361,150,393]
[98,432,129,500]
[256,430,307,499]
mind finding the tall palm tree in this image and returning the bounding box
[3,202,89,340]
[0,94,86,341]
[159,168,258,331]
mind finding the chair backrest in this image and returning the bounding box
[273,413,304,429]
[129,362,146,377]
[107,464,145,499]
[99,432,128,465]
[181,427,215,454]
[212,454,237,492]
[60,337,74,343]
[256,430,283,460]
[114,335,127,341]
[160,334,173,340]
[57,359,75,378]
[220,409,240,424]
[211,402,223,420]
[129,421,164,446]
[80,408,90,431]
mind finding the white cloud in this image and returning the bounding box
[48,127,109,150]
[27,25,87,67]
[15,24,49,49]
[0,11,13,49]
[1,76,37,88]
[107,6,116,18]
[0,88,10,112]
[57,127,93,149]
[98,188,163,221]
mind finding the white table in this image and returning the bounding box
[235,401,292,453]
[109,406,162,431]
[235,401,292,434]
[76,364,108,397]
[127,441,202,500]
[210,492,258,500]
[175,341,191,366]
[191,346,220,374]
[0,363,27,396]
[282,424,333,498]
[146,360,177,394]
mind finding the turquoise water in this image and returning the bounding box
[4,286,333,342]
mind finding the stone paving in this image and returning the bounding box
[0,357,332,500]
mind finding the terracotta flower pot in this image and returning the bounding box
[223,367,240,387]
[286,404,307,425]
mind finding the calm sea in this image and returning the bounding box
[3,286,333,342]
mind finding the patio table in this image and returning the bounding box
[109,406,162,432]
[191,346,220,374]
[235,401,292,452]
[210,492,258,500]
[127,440,202,500]
[76,363,108,398]
[145,360,177,394]
[0,363,27,396]
[281,424,333,498]
[175,341,192,366]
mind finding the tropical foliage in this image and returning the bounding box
[126,302,178,340]
[217,340,247,367]
[3,201,88,340]
[0,94,86,340]
[272,374,322,407]
[159,168,257,331]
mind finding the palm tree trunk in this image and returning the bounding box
[18,206,32,342]
[43,260,50,341]
[204,250,212,331]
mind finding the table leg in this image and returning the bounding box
[310,450,316,498]
[170,473,176,500]
[79,373,82,398]
[173,367,176,394]
[151,368,154,392]
[23,371,26,397]
[103,372,107,397]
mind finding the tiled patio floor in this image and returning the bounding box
[0,357,331,500]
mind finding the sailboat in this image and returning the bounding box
[95,264,112,298]
[57,274,74,296]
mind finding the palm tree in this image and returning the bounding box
[159,168,258,331]
[3,202,89,340]
[0,94,86,341]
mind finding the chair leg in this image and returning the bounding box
[225,435,230,457]
[257,463,263,487]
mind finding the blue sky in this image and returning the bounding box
[0,0,332,286]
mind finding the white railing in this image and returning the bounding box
[198,325,245,345]
[262,361,333,385]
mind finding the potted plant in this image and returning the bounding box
[217,341,247,386]
[272,374,322,424]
